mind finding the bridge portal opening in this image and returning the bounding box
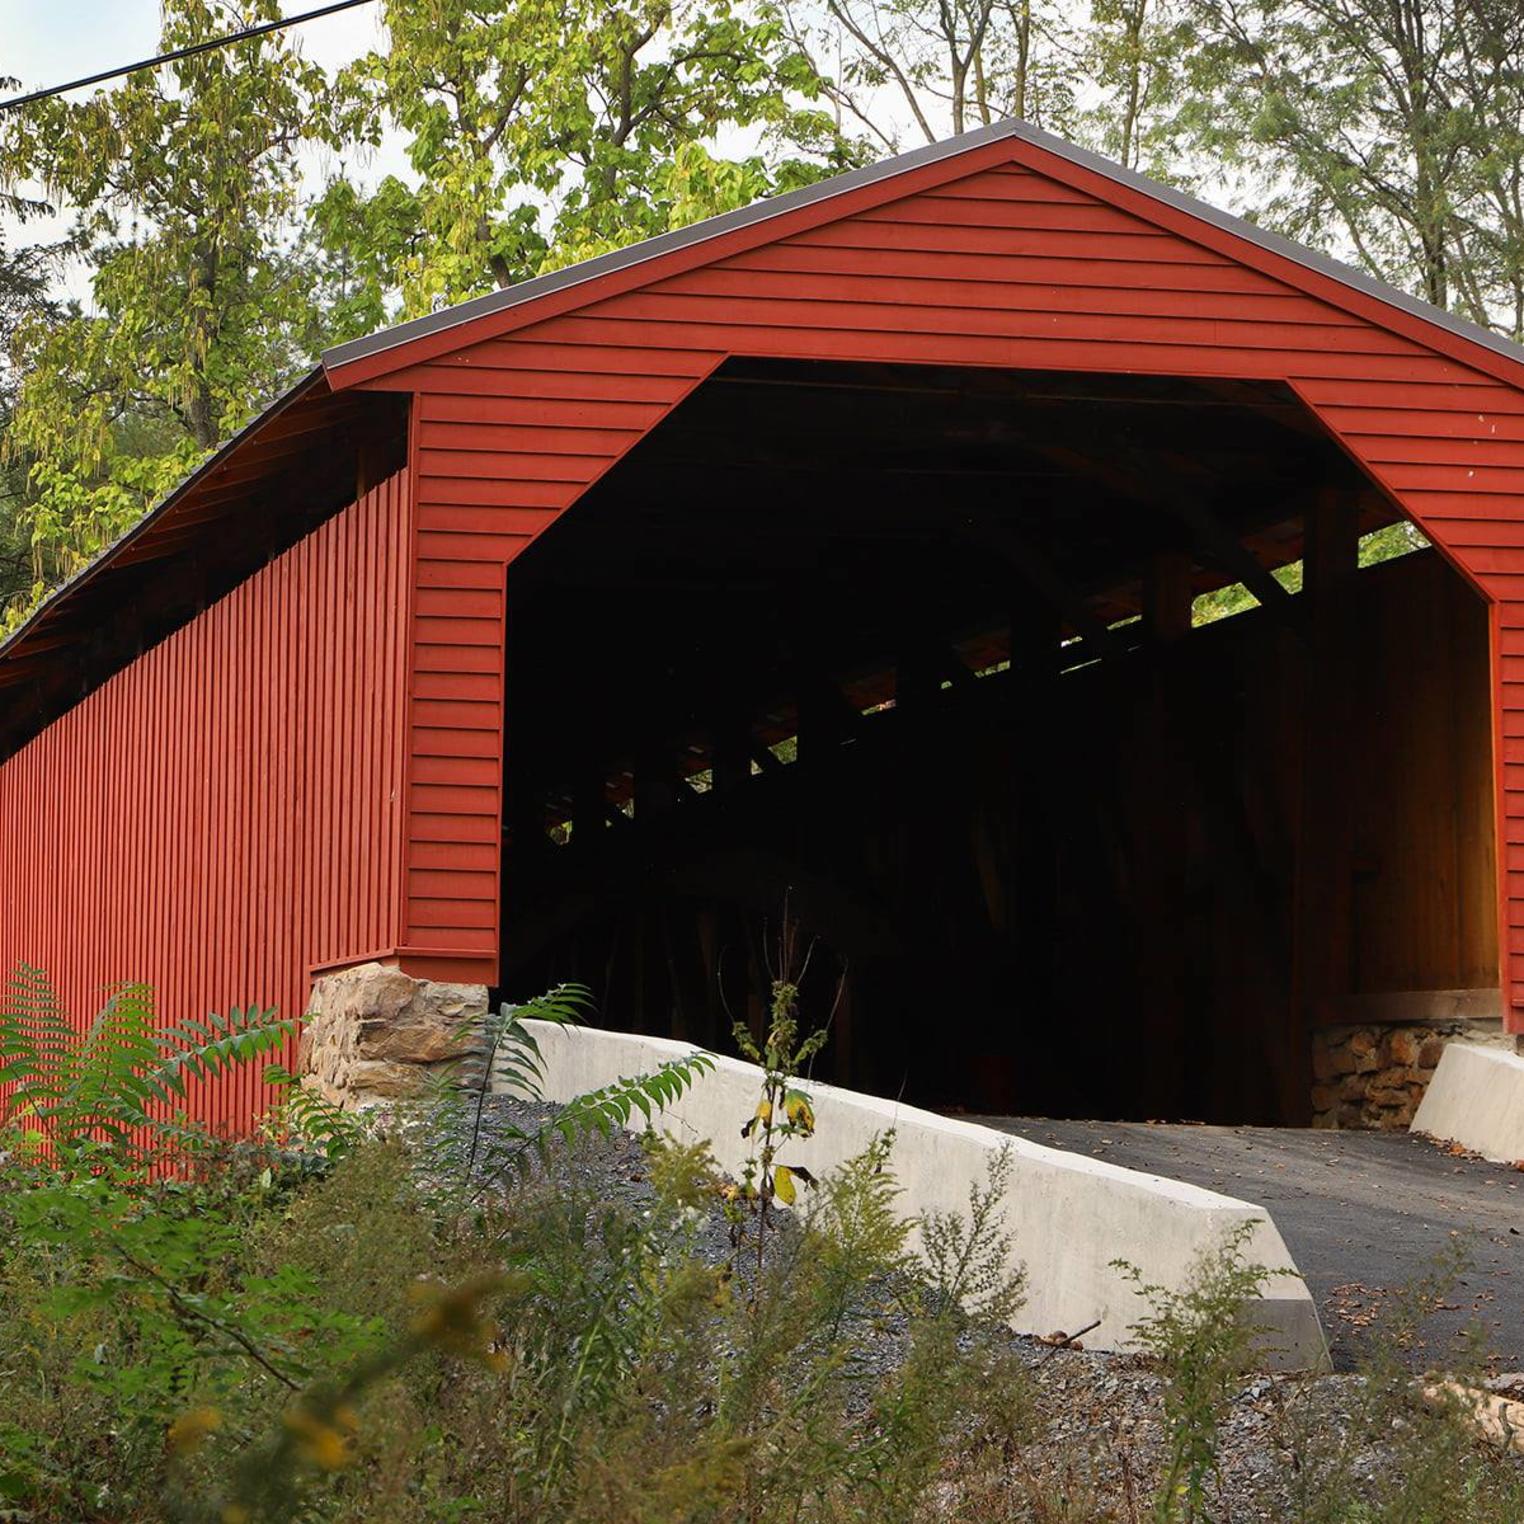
[497,358,1498,1125]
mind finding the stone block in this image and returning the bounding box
[299,961,489,1109]
[1338,1073,1368,1102]
[347,1057,436,1102]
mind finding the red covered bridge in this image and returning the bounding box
[2,120,1520,1129]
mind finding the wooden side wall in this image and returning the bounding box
[1347,553,1498,997]
[0,470,410,1132]
[350,137,1520,1020]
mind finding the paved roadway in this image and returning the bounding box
[976,1117,1524,1371]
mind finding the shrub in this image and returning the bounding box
[1116,1222,1280,1523]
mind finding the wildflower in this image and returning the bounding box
[167,1405,222,1455]
[407,1274,507,1365]
[283,1403,359,1471]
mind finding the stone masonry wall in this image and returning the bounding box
[299,961,488,1109]
[1311,1022,1512,1130]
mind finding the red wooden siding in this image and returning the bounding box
[345,141,1524,1027]
[0,469,410,1131]
[391,350,723,980]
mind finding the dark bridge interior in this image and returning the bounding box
[497,358,1497,1124]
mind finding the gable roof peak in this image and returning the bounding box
[323,116,1524,388]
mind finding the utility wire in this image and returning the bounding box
[0,0,379,113]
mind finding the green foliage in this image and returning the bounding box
[411,980,716,1204]
[808,1128,911,1334]
[0,963,289,1173]
[727,951,829,1289]
[0,0,347,624]
[1171,0,1524,336]
[12,958,1524,1521]
[0,944,1047,1521]
[264,1062,371,1164]
[795,0,1187,176]
[0,203,55,615]
[319,0,853,316]
[1117,1220,1280,1523]
[920,1144,1027,1323]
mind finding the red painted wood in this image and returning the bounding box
[345,138,1524,1033]
[0,470,411,1133]
[10,123,1524,1146]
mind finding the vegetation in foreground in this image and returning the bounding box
[2,961,1524,1522]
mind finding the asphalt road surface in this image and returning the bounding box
[976,1117,1524,1371]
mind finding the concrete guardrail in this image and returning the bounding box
[1413,1042,1524,1164]
[514,1021,1331,1371]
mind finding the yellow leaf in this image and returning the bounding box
[755,1098,773,1125]
[774,1165,796,1205]
[784,1090,815,1134]
[167,1405,222,1456]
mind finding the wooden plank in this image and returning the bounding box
[1293,488,1361,1107]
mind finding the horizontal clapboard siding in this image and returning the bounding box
[0,470,410,1131]
[378,145,1524,1022]
[397,345,722,979]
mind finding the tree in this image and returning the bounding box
[780,0,1084,151]
[320,0,852,318]
[0,71,57,623]
[1171,0,1524,337]
[0,236,53,621]
[1077,0,1194,173]
[0,2,342,613]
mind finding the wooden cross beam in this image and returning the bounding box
[1032,439,1296,619]
[962,521,1122,661]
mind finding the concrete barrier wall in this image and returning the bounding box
[514,1022,1330,1371]
[1413,1042,1524,1163]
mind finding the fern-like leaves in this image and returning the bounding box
[263,1064,368,1162]
[435,982,717,1200]
[0,964,291,1172]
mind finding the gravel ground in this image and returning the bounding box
[419,1096,1521,1519]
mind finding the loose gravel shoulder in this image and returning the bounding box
[419,1095,1522,1520]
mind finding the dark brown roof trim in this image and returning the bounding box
[0,365,325,663]
[322,117,1524,378]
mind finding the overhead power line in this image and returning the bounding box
[0,0,379,113]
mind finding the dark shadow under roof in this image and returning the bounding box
[0,373,404,759]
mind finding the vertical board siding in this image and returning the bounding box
[379,146,1524,1024]
[0,469,409,1133]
